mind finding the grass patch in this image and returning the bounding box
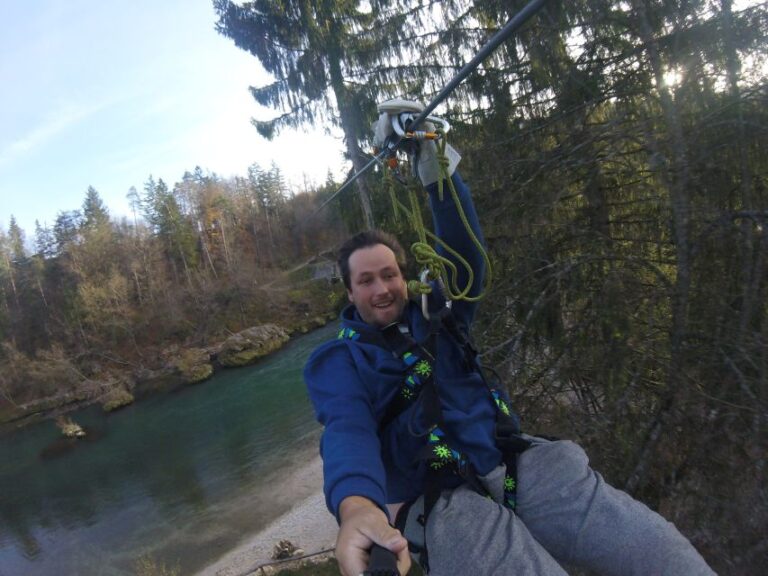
[273,557,424,575]
[133,555,180,576]
[273,558,340,575]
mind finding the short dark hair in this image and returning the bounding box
[338,230,407,290]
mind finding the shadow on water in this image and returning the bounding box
[0,322,337,576]
[38,427,107,460]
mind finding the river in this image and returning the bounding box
[0,323,337,576]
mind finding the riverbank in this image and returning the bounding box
[0,324,338,576]
[0,313,339,437]
[195,455,338,576]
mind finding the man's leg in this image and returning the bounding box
[515,438,716,576]
[400,485,569,576]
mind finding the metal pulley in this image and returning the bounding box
[377,98,450,155]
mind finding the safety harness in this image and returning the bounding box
[338,303,531,572]
[345,103,530,572]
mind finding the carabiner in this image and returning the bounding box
[420,269,452,320]
[420,269,431,320]
[390,113,451,140]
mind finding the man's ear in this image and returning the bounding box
[347,289,354,303]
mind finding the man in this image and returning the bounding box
[304,100,715,576]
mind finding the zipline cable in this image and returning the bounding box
[309,0,551,219]
[312,148,389,217]
[409,0,550,131]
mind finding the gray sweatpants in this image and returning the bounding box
[401,437,716,575]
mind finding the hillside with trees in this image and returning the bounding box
[1,1,766,572]
[0,163,350,422]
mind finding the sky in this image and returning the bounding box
[2,1,763,243]
[0,0,347,240]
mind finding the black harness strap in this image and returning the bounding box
[378,323,438,432]
[419,313,447,572]
[427,308,532,507]
[338,310,531,572]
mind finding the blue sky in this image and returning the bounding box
[0,0,346,240]
[3,0,762,242]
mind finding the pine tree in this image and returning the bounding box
[82,186,110,230]
[213,0,450,228]
[34,221,56,259]
[7,216,26,263]
[127,186,142,230]
[53,210,82,255]
[142,176,198,286]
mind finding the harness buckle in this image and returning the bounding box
[456,456,472,479]
[494,425,532,454]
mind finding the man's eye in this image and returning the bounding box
[360,278,372,285]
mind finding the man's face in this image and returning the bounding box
[346,243,408,328]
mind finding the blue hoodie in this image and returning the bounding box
[304,173,503,520]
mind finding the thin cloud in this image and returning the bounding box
[0,104,94,165]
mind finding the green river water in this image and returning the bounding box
[0,323,337,576]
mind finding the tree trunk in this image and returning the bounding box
[219,219,233,271]
[3,254,20,310]
[626,0,694,493]
[199,227,219,279]
[722,0,760,340]
[326,33,375,229]
[265,210,275,266]
[133,269,143,306]
[36,277,48,309]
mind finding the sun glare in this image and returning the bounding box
[662,68,684,89]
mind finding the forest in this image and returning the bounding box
[1,1,766,573]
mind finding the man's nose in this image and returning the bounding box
[371,277,389,294]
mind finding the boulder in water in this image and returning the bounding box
[56,416,85,438]
[217,324,290,367]
[173,347,214,384]
[102,388,135,412]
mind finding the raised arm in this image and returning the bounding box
[373,99,487,329]
[426,171,486,327]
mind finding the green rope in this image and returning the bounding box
[382,131,493,303]
[407,278,432,295]
[384,168,400,225]
[408,182,428,246]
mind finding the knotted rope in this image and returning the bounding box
[383,130,493,302]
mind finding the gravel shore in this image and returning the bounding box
[195,455,338,576]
